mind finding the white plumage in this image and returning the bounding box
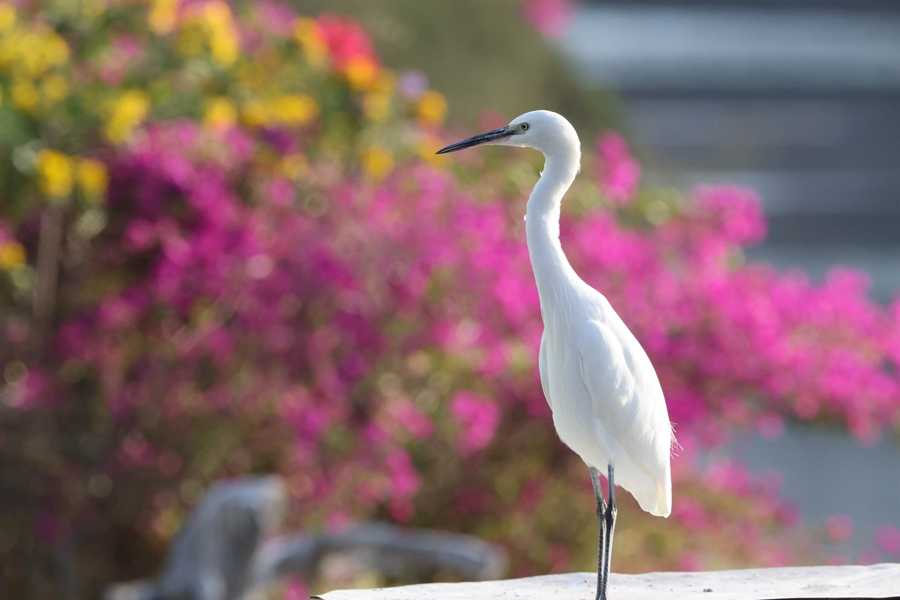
[438,110,672,600]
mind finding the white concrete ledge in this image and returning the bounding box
[316,563,900,600]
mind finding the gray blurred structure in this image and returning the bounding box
[719,424,900,556]
[561,0,900,302]
[105,476,507,600]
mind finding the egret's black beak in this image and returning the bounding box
[436,126,512,154]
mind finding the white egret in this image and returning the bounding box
[437,110,672,600]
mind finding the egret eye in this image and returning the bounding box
[521,123,529,131]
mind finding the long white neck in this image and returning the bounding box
[525,151,581,317]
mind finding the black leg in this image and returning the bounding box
[590,466,610,600]
[601,465,617,600]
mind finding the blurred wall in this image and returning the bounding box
[561,0,900,302]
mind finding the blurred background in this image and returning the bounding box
[0,0,898,599]
[564,0,900,302]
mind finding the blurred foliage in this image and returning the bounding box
[296,0,620,132]
[0,1,899,600]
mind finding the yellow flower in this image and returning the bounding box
[361,146,393,180]
[103,90,150,144]
[371,70,395,95]
[269,94,319,127]
[41,73,69,103]
[76,158,108,197]
[203,96,237,129]
[6,29,71,77]
[416,90,447,126]
[280,153,309,181]
[293,17,327,67]
[42,33,69,67]
[35,149,74,197]
[176,2,238,65]
[0,3,16,31]
[417,135,447,167]
[208,29,237,66]
[202,1,238,66]
[149,0,180,35]
[0,241,26,270]
[240,100,267,127]
[344,56,379,92]
[15,31,45,76]
[362,92,391,123]
[201,0,231,27]
[12,79,38,112]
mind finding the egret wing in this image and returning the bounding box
[575,319,670,493]
[538,331,553,410]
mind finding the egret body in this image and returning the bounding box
[437,111,672,600]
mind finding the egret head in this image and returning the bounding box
[436,110,580,161]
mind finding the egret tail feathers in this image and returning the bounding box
[647,479,671,518]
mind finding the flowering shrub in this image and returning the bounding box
[1,1,899,598]
[520,0,576,39]
[595,132,641,205]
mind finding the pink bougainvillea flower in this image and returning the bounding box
[595,131,641,205]
[521,0,575,39]
[283,577,309,600]
[450,391,502,455]
[826,514,854,542]
[875,524,900,556]
[691,184,767,246]
[315,13,381,86]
